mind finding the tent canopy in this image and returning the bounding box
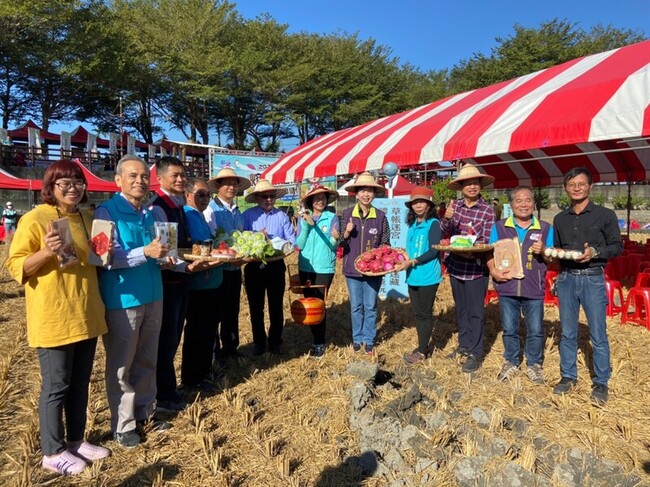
[7,120,60,144]
[0,168,42,190]
[262,40,650,188]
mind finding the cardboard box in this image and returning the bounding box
[89,219,115,267]
[51,217,79,269]
[493,237,524,279]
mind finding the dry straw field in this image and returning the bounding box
[1,240,650,486]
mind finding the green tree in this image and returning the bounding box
[430,177,456,205]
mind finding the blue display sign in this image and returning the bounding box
[373,196,409,300]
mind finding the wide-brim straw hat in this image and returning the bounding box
[301,184,338,205]
[208,167,252,194]
[404,186,434,208]
[244,179,287,203]
[447,163,495,191]
[345,172,385,196]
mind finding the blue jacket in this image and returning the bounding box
[184,205,223,290]
[98,195,163,310]
[296,211,338,274]
[406,218,442,287]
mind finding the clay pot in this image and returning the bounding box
[290,297,325,326]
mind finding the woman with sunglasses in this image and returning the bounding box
[6,160,110,475]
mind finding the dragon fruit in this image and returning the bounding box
[355,246,409,274]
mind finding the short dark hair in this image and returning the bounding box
[41,159,88,205]
[156,156,184,175]
[564,167,593,186]
[406,203,436,227]
[184,177,207,193]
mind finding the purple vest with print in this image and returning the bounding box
[493,219,550,299]
[342,206,386,277]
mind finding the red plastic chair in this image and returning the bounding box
[622,288,650,330]
[544,270,558,306]
[634,272,650,288]
[605,279,625,316]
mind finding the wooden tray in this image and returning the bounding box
[354,248,408,276]
[181,252,241,262]
[431,243,494,252]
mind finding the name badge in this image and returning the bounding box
[530,233,541,242]
[369,228,378,235]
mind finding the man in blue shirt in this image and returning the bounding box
[487,186,553,385]
[205,168,251,359]
[242,180,296,355]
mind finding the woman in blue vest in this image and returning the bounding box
[397,187,443,365]
[340,172,390,355]
[295,185,340,359]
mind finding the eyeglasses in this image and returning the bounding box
[258,193,277,199]
[55,181,86,192]
[192,191,211,198]
[566,182,589,190]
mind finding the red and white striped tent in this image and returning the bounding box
[262,40,650,188]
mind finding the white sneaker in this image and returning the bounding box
[497,361,519,381]
[42,450,87,475]
[68,441,111,461]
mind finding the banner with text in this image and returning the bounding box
[374,196,409,300]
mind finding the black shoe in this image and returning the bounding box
[137,417,172,433]
[252,344,265,356]
[310,344,325,359]
[553,377,577,395]
[182,379,217,393]
[591,384,608,405]
[114,429,141,448]
[353,343,362,352]
[461,354,480,373]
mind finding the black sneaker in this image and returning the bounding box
[591,384,608,405]
[403,350,426,365]
[461,354,480,373]
[352,343,362,352]
[553,377,577,395]
[114,429,141,448]
[310,344,325,359]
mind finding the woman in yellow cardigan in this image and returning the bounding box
[6,160,109,476]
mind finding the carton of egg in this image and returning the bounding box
[544,247,583,260]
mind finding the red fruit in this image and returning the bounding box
[357,260,370,272]
[369,260,383,273]
[361,252,374,262]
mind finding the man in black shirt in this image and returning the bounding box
[552,167,622,405]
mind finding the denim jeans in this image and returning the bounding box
[556,272,610,386]
[346,276,382,347]
[499,295,544,367]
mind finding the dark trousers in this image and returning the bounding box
[450,275,488,358]
[216,269,242,355]
[407,283,440,354]
[156,281,190,401]
[299,271,334,345]
[181,287,220,386]
[37,338,97,455]
[244,260,286,348]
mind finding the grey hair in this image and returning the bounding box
[116,154,147,176]
[508,185,534,203]
[184,177,208,193]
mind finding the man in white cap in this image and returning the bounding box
[204,168,251,359]
[440,163,495,373]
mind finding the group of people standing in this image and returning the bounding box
[5,157,622,477]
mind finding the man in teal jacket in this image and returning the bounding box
[95,155,170,449]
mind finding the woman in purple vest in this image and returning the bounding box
[340,172,390,355]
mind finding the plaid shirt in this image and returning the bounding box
[440,196,495,280]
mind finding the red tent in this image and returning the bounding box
[72,160,118,193]
[0,167,42,190]
[263,40,650,188]
[96,132,149,151]
[70,126,95,146]
[7,120,60,144]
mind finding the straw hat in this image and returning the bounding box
[447,163,495,191]
[208,167,252,194]
[244,179,287,203]
[345,172,385,196]
[404,187,434,209]
[301,184,338,206]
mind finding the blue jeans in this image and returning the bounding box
[499,296,544,367]
[556,272,610,386]
[346,276,382,347]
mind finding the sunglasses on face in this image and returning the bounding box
[192,191,211,198]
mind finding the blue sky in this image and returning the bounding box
[234,0,648,72]
[49,0,648,147]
